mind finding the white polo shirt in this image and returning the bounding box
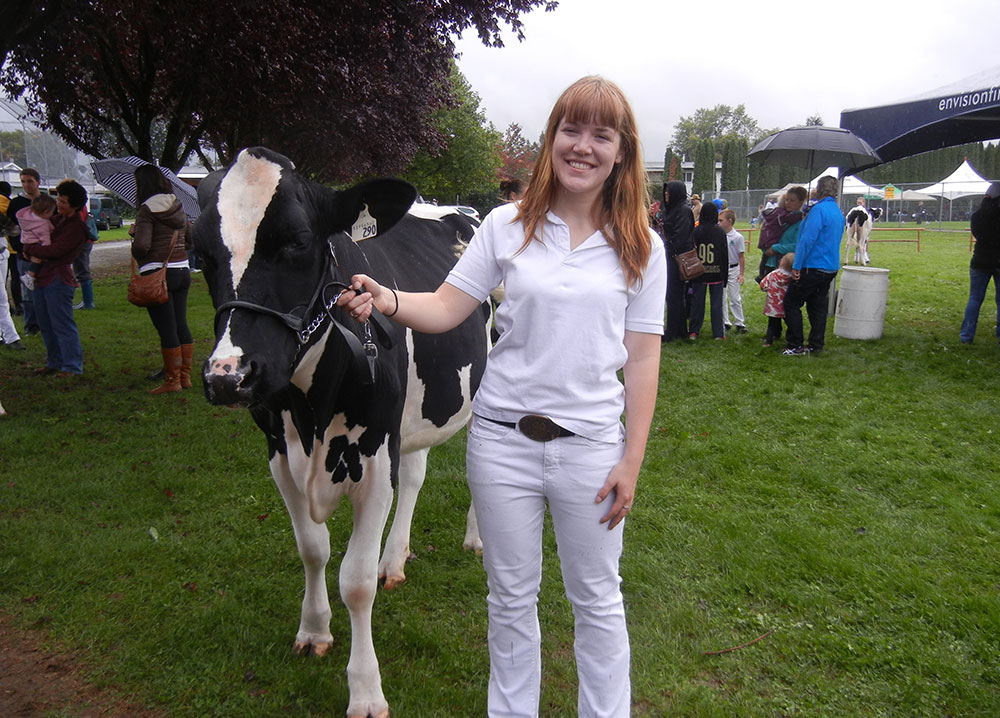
[446,202,666,442]
[726,228,745,267]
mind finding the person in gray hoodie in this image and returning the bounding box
[131,165,192,393]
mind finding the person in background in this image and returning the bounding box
[760,252,795,347]
[22,180,89,375]
[755,187,806,283]
[959,182,1000,344]
[338,75,666,718]
[690,193,703,224]
[659,180,696,342]
[500,178,526,203]
[782,175,845,356]
[72,206,99,309]
[7,168,43,335]
[0,182,25,350]
[719,208,746,334]
[687,201,728,340]
[1,182,23,317]
[762,187,808,275]
[131,164,193,393]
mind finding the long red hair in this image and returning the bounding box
[515,76,651,285]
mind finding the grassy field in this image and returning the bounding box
[1,226,998,716]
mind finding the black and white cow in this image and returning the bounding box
[191,147,489,718]
[845,205,883,265]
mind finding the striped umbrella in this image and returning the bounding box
[89,156,200,222]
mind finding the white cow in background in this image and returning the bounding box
[845,199,882,265]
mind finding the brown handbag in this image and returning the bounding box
[127,230,179,307]
[674,247,705,281]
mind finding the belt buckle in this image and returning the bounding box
[518,414,563,442]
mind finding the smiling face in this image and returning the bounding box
[550,117,623,205]
[56,194,75,217]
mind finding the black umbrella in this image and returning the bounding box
[90,156,200,222]
[746,126,881,177]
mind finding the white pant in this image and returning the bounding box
[726,264,745,327]
[0,250,21,344]
[466,414,630,718]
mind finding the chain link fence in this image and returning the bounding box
[701,182,987,226]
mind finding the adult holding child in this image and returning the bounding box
[22,180,89,376]
[338,76,666,717]
[782,175,845,356]
[131,165,193,394]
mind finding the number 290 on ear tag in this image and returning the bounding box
[351,204,378,243]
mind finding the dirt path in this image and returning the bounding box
[89,240,133,279]
[0,613,161,717]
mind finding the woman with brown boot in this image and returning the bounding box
[131,165,193,394]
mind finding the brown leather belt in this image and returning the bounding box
[483,414,575,442]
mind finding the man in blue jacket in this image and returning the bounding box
[783,175,845,355]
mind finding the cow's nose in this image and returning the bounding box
[207,356,242,377]
[202,356,254,406]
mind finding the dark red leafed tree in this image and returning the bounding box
[1,0,555,180]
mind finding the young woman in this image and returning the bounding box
[131,165,192,393]
[339,76,666,717]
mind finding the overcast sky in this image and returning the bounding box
[454,0,1000,162]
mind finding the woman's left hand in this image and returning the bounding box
[596,460,638,530]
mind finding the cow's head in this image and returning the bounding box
[192,147,415,407]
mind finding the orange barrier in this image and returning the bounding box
[866,226,922,253]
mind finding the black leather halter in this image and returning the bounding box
[213,238,393,385]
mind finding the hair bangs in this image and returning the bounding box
[557,79,626,135]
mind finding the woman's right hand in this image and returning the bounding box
[336,273,385,323]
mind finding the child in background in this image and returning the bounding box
[15,193,58,290]
[687,202,728,340]
[719,208,746,334]
[759,252,795,347]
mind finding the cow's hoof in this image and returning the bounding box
[462,539,483,556]
[292,638,332,657]
[381,574,406,591]
[347,711,388,718]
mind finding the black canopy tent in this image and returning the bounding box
[840,65,1000,172]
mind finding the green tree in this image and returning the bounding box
[663,146,677,182]
[400,66,502,208]
[721,138,748,191]
[670,104,761,160]
[2,0,552,179]
[693,139,715,196]
[805,115,824,126]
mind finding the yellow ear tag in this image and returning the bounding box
[351,204,378,243]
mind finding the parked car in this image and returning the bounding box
[454,205,481,222]
[89,195,123,230]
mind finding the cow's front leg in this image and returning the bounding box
[378,448,428,589]
[271,456,335,656]
[343,449,395,718]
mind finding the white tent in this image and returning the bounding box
[916,159,993,199]
[807,167,884,196]
[766,167,884,199]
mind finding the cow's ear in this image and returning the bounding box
[325,179,417,236]
[197,169,227,210]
